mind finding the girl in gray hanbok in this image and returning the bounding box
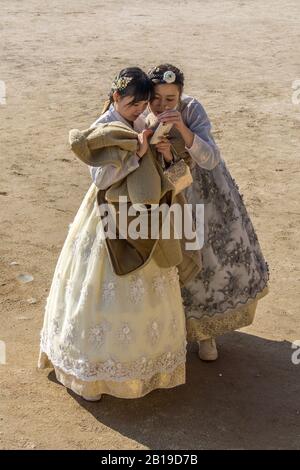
[145,64,269,361]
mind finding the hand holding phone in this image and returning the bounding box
[150,121,173,145]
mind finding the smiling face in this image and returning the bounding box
[113,92,148,123]
[149,84,181,115]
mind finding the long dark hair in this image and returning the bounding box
[101,67,154,114]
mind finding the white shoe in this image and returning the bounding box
[198,338,218,361]
[81,394,102,402]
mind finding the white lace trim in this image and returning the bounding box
[40,333,186,383]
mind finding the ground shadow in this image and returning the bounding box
[49,332,300,449]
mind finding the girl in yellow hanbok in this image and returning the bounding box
[38,68,187,401]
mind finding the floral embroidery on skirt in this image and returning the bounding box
[38,183,187,399]
[182,159,269,338]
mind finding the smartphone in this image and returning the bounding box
[149,122,173,145]
[149,108,176,145]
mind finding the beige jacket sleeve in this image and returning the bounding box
[89,156,140,190]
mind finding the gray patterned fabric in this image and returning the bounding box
[182,157,269,320]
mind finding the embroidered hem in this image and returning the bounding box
[186,285,269,341]
[38,351,185,399]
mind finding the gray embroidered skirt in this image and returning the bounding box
[182,159,269,340]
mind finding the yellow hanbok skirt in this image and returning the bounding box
[38,183,186,399]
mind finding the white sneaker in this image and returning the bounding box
[81,394,102,402]
[198,338,218,361]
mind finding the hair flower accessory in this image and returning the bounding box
[111,76,133,93]
[163,70,176,84]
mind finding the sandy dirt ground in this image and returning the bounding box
[0,0,299,450]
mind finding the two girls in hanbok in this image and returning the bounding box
[38,64,269,402]
[38,68,187,401]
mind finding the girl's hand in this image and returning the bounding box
[157,110,185,132]
[136,129,153,158]
[155,137,173,163]
[158,110,194,148]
